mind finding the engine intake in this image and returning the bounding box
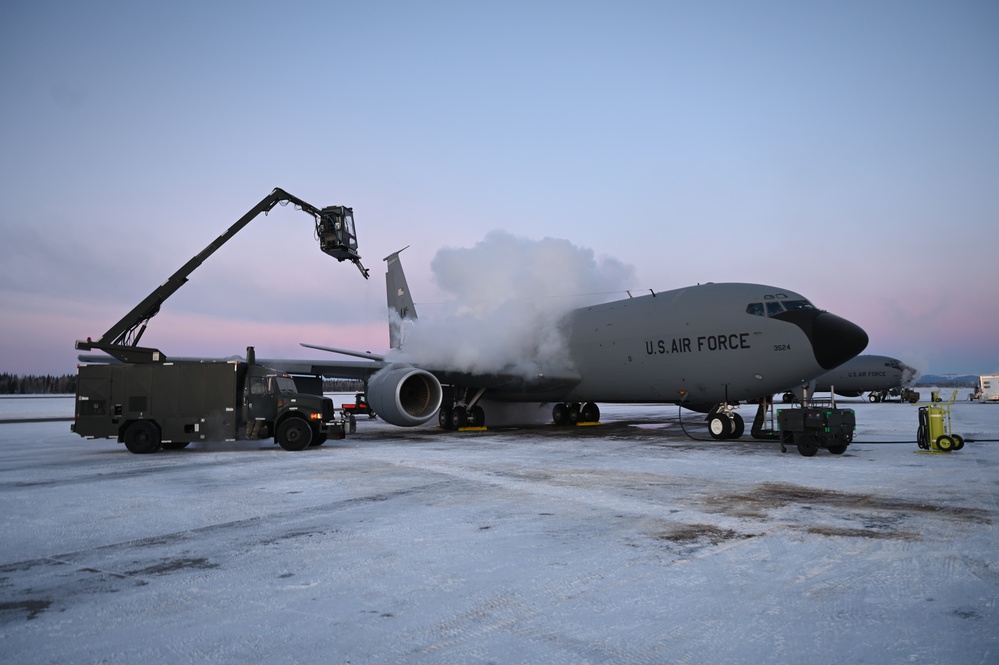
[366,365,443,427]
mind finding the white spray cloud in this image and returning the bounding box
[388,231,635,380]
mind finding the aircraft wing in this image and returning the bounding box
[290,344,581,394]
[298,343,386,361]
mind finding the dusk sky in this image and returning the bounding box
[2,1,997,377]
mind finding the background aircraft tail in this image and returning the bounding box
[384,246,418,349]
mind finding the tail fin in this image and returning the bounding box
[384,246,418,349]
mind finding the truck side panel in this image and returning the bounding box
[152,363,241,442]
[75,365,117,438]
[74,362,244,443]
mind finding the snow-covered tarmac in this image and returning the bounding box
[1,396,997,664]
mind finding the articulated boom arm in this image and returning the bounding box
[76,187,369,363]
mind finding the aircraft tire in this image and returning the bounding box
[796,434,819,457]
[470,405,485,427]
[552,403,570,426]
[730,413,745,438]
[276,417,312,451]
[451,406,469,429]
[568,403,581,424]
[124,421,162,454]
[438,406,453,430]
[708,414,732,440]
[581,402,600,423]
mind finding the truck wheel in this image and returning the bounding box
[276,417,312,451]
[796,434,819,457]
[124,421,161,454]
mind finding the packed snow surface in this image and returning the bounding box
[1,396,997,664]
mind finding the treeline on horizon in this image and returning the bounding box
[0,373,76,394]
[0,374,365,395]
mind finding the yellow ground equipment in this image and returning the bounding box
[916,390,965,452]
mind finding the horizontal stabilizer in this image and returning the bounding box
[300,343,385,361]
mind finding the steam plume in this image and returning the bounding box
[389,231,635,379]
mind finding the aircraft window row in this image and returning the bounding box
[746,299,816,317]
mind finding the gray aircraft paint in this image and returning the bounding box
[805,354,918,397]
[293,253,868,424]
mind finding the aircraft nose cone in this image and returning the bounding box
[810,312,869,370]
[773,309,869,371]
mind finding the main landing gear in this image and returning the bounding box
[438,403,486,430]
[551,402,600,426]
[705,404,744,440]
[438,386,487,430]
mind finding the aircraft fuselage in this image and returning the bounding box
[487,282,868,407]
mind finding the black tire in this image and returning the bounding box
[568,403,580,424]
[124,421,161,454]
[953,434,965,451]
[309,431,328,447]
[730,413,745,439]
[869,393,879,403]
[451,406,468,429]
[161,441,190,450]
[276,417,312,451]
[796,434,819,457]
[438,406,453,430]
[469,405,485,427]
[827,440,849,455]
[708,414,732,440]
[552,403,569,426]
[935,435,955,452]
[581,402,600,423]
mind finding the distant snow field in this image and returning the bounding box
[1,396,997,664]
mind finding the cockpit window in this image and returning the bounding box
[782,300,815,311]
[747,298,818,318]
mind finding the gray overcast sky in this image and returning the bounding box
[1,1,997,376]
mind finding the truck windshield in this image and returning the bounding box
[274,376,299,395]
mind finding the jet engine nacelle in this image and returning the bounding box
[366,364,443,427]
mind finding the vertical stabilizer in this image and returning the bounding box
[384,247,418,349]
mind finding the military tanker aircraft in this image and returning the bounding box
[781,354,919,403]
[290,249,868,440]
